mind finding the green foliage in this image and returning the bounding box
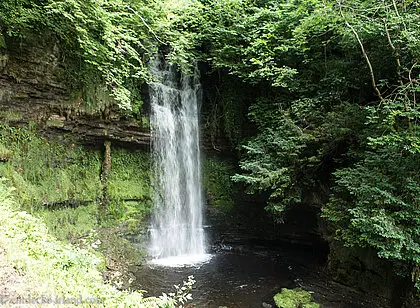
[0,124,102,210]
[107,149,152,227]
[321,1,420,290]
[232,104,307,216]
[0,178,194,307]
[324,143,420,267]
[40,203,99,242]
[0,0,162,110]
[168,0,420,292]
[274,288,320,308]
[202,156,235,211]
[155,0,205,70]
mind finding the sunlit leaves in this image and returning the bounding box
[0,0,162,109]
[324,146,420,263]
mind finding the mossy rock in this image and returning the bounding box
[274,288,320,308]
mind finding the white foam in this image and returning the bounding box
[149,254,213,267]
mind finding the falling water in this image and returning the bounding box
[148,59,209,266]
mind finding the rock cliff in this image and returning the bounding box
[0,36,150,148]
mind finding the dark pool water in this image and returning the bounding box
[132,241,391,308]
[132,244,329,308]
[131,205,389,308]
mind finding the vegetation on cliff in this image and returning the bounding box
[0,121,203,306]
[1,0,164,113]
[163,0,420,294]
[0,0,419,301]
[0,177,196,307]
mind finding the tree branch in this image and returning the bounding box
[126,5,166,45]
[338,1,384,103]
[409,63,417,108]
[384,12,412,133]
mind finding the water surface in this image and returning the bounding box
[134,244,323,308]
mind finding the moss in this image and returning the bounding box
[0,110,23,123]
[45,119,64,128]
[39,203,99,242]
[105,148,153,226]
[0,143,12,162]
[104,200,152,231]
[202,156,236,212]
[0,123,153,234]
[108,148,151,199]
[274,288,320,308]
[0,125,102,210]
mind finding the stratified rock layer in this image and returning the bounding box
[0,36,150,148]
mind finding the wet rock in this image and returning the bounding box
[0,36,230,152]
[0,35,151,149]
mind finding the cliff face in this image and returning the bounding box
[0,36,150,148]
[0,35,237,154]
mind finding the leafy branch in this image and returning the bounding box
[338,0,385,103]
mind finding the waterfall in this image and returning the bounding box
[148,59,209,266]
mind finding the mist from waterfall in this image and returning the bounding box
[148,59,209,266]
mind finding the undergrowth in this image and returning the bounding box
[0,178,195,307]
[0,179,150,306]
